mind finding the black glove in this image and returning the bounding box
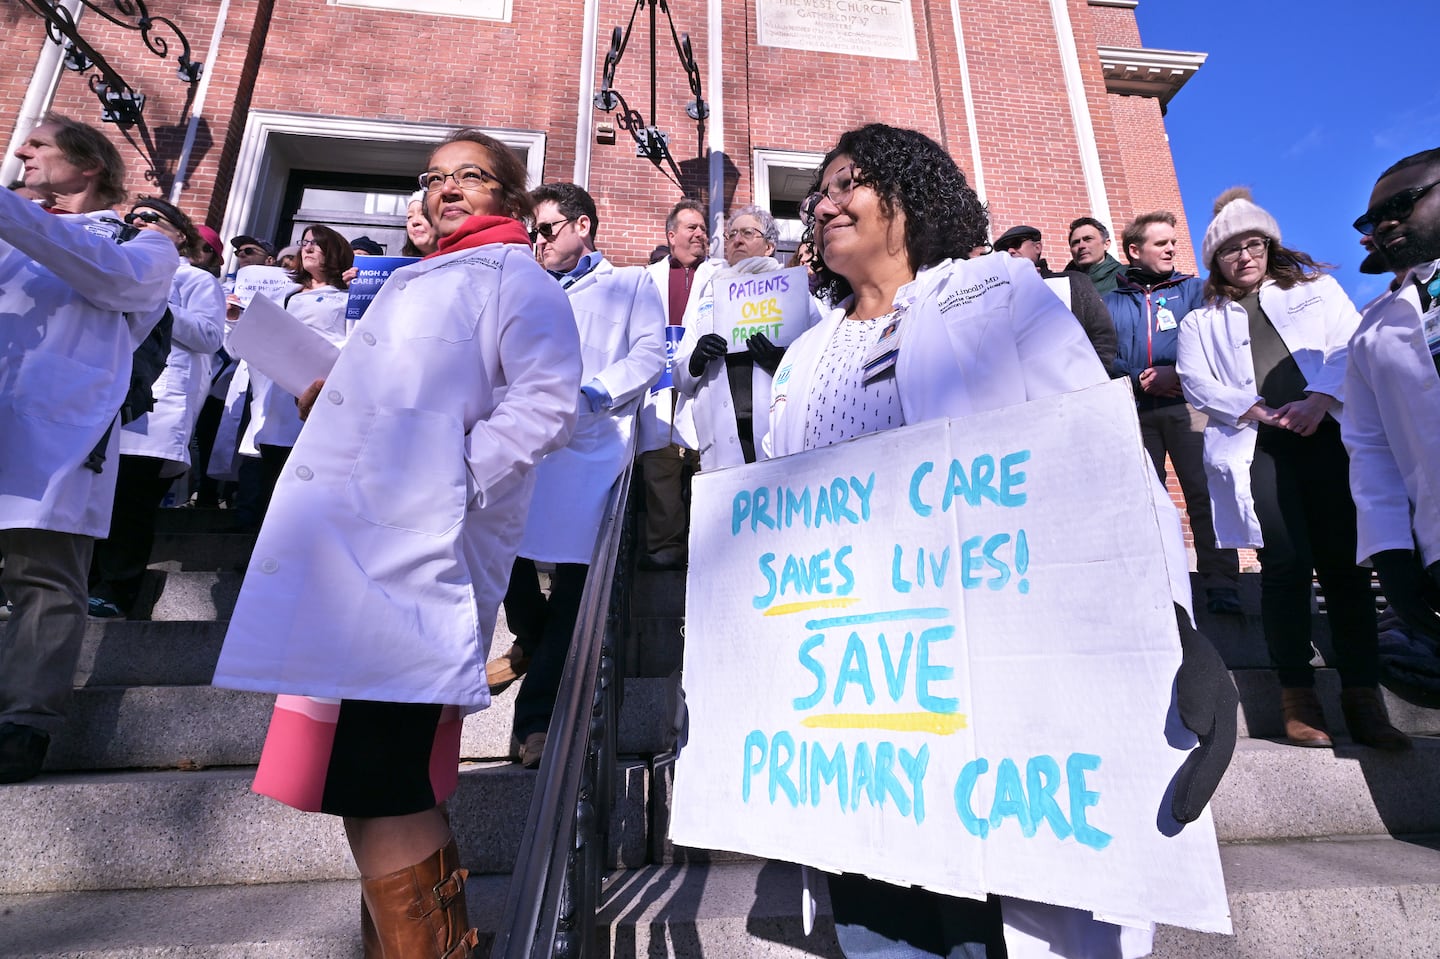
[747,333,785,376]
[687,333,729,376]
[1168,603,1238,824]
[1372,549,1440,643]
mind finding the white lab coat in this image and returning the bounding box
[768,253,1171,957]
[119,260,226,473]
[242,284,349,450]
[1343,265,1440,566]
[213,242,580,708]
[1176,275,1360,548]
[673,257,824,471]
[520,257,666,564]
[0,191,177,537]
[637,257,720,453]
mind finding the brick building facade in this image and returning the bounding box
[3,0,1204,271]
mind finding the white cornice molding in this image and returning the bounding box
[1097,45,1207,107]
[1088,0,1139,8]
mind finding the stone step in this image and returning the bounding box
[0,761,649,894]
[6,837,1438,958]
[151,506,247,536]
[43,677,674,771]
[144,569,242,621]
[1212,736,1440,842]
[147,532,255,572]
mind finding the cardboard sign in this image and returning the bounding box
[232,265,294,309]
[346,256,420,321]
[670,381,1231,934]
[714,266,810,351]
[228,293,340,397]
[649,326,685,393]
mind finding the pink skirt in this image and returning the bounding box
[253,695,464,816]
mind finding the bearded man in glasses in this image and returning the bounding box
[0,115,176,782]
[1343,147,1440,646]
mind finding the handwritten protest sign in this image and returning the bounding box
[670,381,1231,933]
[346,256,420,321]
[233,265,294,308]
[714,265,810,351]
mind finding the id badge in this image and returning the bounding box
[862,314,905,384]
[1423,305,1440,356]
[1155,306,1178,332]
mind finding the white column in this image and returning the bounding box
[170,0,233,202]
[1,0,85,188]
[947,0,987,206]
[707,0,725,242]
[572,0,601,188]
[1048,0,1112,227]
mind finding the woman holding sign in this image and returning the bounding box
[241,223,352,521]
[213,130,580,957]
[675,204,822,469]
[765,124,1233,959]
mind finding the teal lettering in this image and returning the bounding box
[916,625,959,713]
[849,472,876,521]
[743,731,766,802]
[811,741,849,810]
[955,758,990,838]
[878,631,914,702]
[769,731,799,806]
[835,545,855,595]
[909,461,934,517]
[960,535,984,588]
[1066,753,1111,850]
[785,486,813,529]
[873,742,912,819]
[850,741,875,810]
[752,552,778,609]
[834,632,876,707]
[899,745,930,824]
[999,450,1030,506]
[1025,755,1072,841]
[983,533,1012,590]
[731,491,751,536]
[793,635,826,710]
[891,544,913,593]
[988,758,1036,837]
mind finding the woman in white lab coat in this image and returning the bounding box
[1177,189,1408,752]
[213,130,580,958]
[88,197,226,617]
[765,123,1225,959]
[242,223,352,520]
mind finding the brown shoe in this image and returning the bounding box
[1341,687,1413,752]
[485,645,531,694]
[1281,687,1333,747]
[359,837,479,958]
[512,731,546,769]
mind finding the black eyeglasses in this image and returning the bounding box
[124,210,169,227]
[234,245,267,257]
[418,164,499,193]
[800,163,860,226]
[529,217,573,242]
[1353,178,1440,236]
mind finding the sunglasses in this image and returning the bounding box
[234,245,267,257]
[124,209,171,228]
[529,217,573,242]
[1353,177,1440,236]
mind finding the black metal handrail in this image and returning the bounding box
[491,451,636,958]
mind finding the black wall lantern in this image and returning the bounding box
[594,0,707,188]
[15,0,202,184]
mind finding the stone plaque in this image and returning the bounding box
[756,0,918,61]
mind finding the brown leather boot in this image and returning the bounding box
[1281,687,1332,747]
[1341,687,1413,752]
[360,838,480,958]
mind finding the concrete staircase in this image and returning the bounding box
[4,509,1440,957]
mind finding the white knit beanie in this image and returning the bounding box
[1201,187,1281,268]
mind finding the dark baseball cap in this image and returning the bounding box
[230,235,275,256]
[993,225,1043,252]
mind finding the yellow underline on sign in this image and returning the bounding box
[800,712,969,735]
[763,597,863,617]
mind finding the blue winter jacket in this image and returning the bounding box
[1103,270,1207,411]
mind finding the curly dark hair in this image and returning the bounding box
[805,124,987,304]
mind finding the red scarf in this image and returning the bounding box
[428,215,530,258]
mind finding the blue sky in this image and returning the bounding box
[1135,1,1440,305]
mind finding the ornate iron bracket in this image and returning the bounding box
[14,1,203,185]
[594,0,706,188]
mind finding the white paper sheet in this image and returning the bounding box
[228,292,340,397]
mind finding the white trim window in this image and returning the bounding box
[751,149,826,257]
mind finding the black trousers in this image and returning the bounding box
[90,454,173,613]
[502,557,590,740]
[1251,421,1378,688]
